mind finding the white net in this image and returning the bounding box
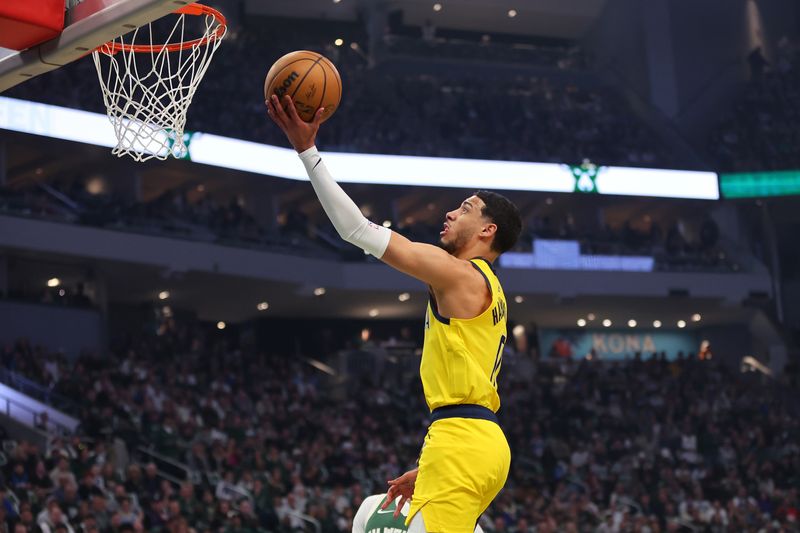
[92,5,225,162]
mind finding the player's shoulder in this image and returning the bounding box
[358,494,386,515]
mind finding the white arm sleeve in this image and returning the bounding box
[298,146,392,258]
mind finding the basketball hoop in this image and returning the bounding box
[92,3,226,162]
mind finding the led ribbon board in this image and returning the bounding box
[720,171,800,198]
[0,96,719,199]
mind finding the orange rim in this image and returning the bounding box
[98,3,226,54]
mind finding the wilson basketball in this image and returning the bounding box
[264,50,342,123]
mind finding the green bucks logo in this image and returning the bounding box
[570,159,601,193]
[167,130,195,160]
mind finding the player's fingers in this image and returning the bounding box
[283,95,302,123]
[267,96,287,127]
[265,99,286,128]
[312,107,325,127]
[270,95,290,123]
[394,496,409,518]
[380,495,392,510]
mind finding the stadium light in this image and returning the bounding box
[691,313,702,322]
[382,220,392,228]
[334,38,344,47]
[577,318,587,327]
[158,290,170,300]
[313,287,326,296]
[433,3,442,11]
[677,320,687,328]
[47,277,61,287]
[398,293,411,302]
[369,308,380,317]
[514,295,524,303]
[507,9,517,17]
[257,302,269,311]
[217,321,226,330]
[587,313,596,321]
[653,320,662,328]
[628,319,637,328]
[602,319,612,327]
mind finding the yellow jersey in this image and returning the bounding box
[421,257,507,413]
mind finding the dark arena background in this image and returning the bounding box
[0,0,800,531]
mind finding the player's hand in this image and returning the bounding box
[383,468,418,518]
[265,94,324,153]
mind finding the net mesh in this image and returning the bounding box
[92,7,225,162]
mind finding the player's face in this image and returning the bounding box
[440,195,487,254]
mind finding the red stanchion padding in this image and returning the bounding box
[0,0,65,51]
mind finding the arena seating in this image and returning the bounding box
[4,18,672,168]
[710,39,800,172]
[0,325,797,532]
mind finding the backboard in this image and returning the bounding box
[0,0,197,92]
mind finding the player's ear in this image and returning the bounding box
[481,223,497,239]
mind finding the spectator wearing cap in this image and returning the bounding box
[143,495,167,531]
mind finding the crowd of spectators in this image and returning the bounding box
[0,178,738,277]
[710,38,800,172]
[5,16,671,168]
[520,212,734,272]
[0,181,329,262]
[0,319,798,532]
[381,29,586,70]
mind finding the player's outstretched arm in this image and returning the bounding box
[267,96,474,289]
[381,232,474,288]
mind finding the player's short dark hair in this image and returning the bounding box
[475,190,521,254]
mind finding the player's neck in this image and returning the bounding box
[454,244,497,264]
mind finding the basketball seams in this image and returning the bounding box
[321,57,342,109]
[289,55,324,111]
[318,59,328,118]
[264,57,316,97]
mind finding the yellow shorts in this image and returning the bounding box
[406,417,510,533]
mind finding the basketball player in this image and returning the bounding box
[353,494,485,533]
[267,95,521,533]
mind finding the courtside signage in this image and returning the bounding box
[0,97,719,199]
[540,329,698,360]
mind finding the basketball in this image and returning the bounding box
[264,50,342,123]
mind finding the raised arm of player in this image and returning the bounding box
[266,95,476,290]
